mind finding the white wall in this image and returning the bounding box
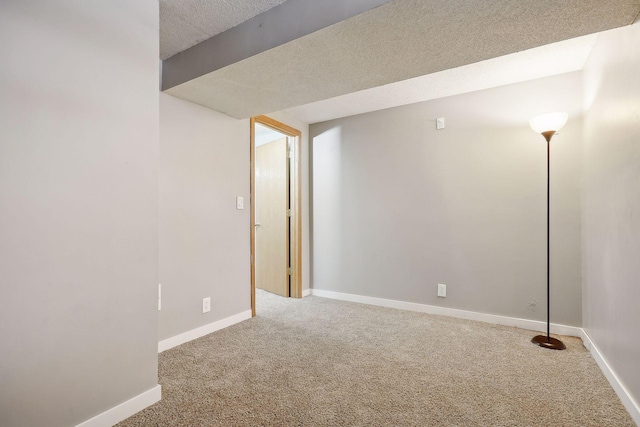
[310,72,584,327]
[0,2,159,426]
[582,21,640,411]
[159,93,251,340]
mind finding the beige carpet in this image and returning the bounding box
[118,290,634,426]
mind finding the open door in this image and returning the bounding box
[250,116,302,316]
[255,137,289,297]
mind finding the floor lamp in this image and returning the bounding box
[529,112,568,351]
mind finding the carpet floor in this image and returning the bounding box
[118,290,634,426]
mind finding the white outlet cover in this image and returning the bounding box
[236,196,244,210]
[436,117,445,130]
[437,283,447,298]
[202,297,211,313]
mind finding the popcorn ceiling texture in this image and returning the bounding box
[165,0,640,118]
[160,0,288,59]
[117,290,634,427]
[283,35,598,124]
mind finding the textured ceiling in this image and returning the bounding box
[159,0,288,60]
[164,0,640,120]
[282,34,598,124]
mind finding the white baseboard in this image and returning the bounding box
[310,289,582,337]
[75,384,161,427]
[581,330,640,426]
[77,310,252,426]
[158,310,252,353]
[302,288,311,297]
[310,288,640,424]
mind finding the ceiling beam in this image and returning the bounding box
[163,0,640,119]
[162,0,393,91]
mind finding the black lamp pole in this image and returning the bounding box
[532,131,566,350]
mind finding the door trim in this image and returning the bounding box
[250,115,302,317]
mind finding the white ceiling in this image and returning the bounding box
[160,0,640,122]
[159,0,289,60]
[255,123,287,147]
[282,34,598,124]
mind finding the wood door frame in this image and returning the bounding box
[251,115,302,317]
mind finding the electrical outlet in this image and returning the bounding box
[202,297,211,313]
[436,117,445,130]
[236,196,244,210]
[437,283,447,298]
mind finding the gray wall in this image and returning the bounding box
[159,94,250,340]
[0,1,159,427]
[158,96,311,341]
[311,72,584,327]
[582,21,640,407]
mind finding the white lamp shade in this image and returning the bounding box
[529,112,568,134]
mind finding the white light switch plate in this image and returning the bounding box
[436,117,445,130]
[236,196,244,210]
[202,297,211,313]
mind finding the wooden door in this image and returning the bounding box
[255,137,289,297]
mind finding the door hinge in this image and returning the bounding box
[288,267,293,275]
[288,149,293,159]
[287,209,292,217]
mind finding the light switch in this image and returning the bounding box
[436,117,445,130]
[236,196,244,210]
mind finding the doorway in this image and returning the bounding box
[250,116,302,317]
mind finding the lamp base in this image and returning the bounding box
[532,335,566,350]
